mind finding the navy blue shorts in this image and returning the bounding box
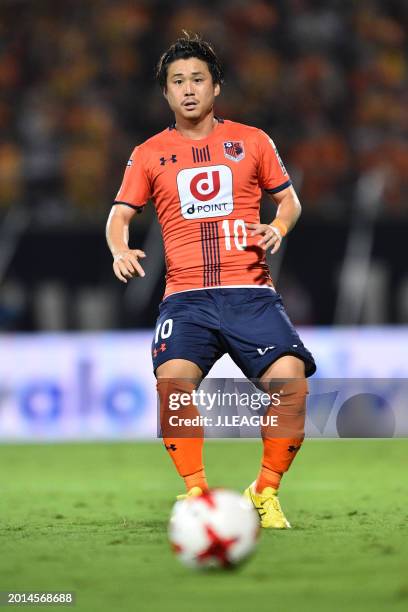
[151,288,316,379]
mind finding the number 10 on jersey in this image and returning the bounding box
[221,219,247,251]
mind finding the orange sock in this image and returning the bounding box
[256,379,308,493]
[255,438,303,492]
[184,468,208,492]
[163,436,208,491]
[157,379,208,492]
[255,463,282,492]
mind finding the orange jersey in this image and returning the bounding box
[115,118,291,298]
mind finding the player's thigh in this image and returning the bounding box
[259,355,306,396]
[152,297,223,378]
[156,358,203,380]
[261,354,305,380]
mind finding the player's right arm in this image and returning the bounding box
[107,145,151,282]
[106,204,146,283]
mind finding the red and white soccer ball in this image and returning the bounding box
[168,489,260,569]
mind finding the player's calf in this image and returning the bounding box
[256,375,308,493]
[157,376,209,493]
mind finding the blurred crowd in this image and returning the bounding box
[0,0,407,225]
[0,0,407,331]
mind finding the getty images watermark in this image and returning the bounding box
[167,388,282,428]
[157,378,408,439]
[157,378,307,438]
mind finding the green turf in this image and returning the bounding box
[1,440,407,612]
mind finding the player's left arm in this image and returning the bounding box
[246,185,301,254]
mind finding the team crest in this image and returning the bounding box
[223,141,245,162]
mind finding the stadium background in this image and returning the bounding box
[1,0,407,332]
[0,0,407,440]
[1,2,408,611]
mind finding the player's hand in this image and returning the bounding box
[245,223,283,254]
[112,249,146,283]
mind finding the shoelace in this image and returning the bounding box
[260,495,283,515]
[251,490,282,518]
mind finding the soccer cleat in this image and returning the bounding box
[244,482,291,529]
[176,486,204,501]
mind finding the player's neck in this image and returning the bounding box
[174,112,217,141]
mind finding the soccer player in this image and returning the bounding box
[106,33,316,528]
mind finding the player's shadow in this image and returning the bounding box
[245,246,270,282]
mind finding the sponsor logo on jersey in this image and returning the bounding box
[177,165,234,219]
[160,154,177,165]
[223,141,245,162]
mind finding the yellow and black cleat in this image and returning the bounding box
[244,482,291,529]
[176,486,204,501]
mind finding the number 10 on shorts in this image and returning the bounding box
[155,318,173,344]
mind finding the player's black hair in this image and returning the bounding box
[156,31,224,91]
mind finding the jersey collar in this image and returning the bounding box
[168,116,224,131]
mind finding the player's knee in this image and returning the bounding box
[156,379,200,421]
[274,378,308,419]
[262,377,308,439]
[157,378,196,400]
[156,359,202,380]
[280,377,308,400]
[157,378,202,438]
[261,354,306,381]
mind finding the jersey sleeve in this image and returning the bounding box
[257,130,292,194]
[114,145,151,209]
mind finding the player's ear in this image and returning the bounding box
[214,83,220,97]
[163,87,168,100]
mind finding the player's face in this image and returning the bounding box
[164,58,220,122]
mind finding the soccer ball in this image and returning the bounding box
[168,489,260,569]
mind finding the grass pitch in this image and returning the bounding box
[1,440,407,612]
